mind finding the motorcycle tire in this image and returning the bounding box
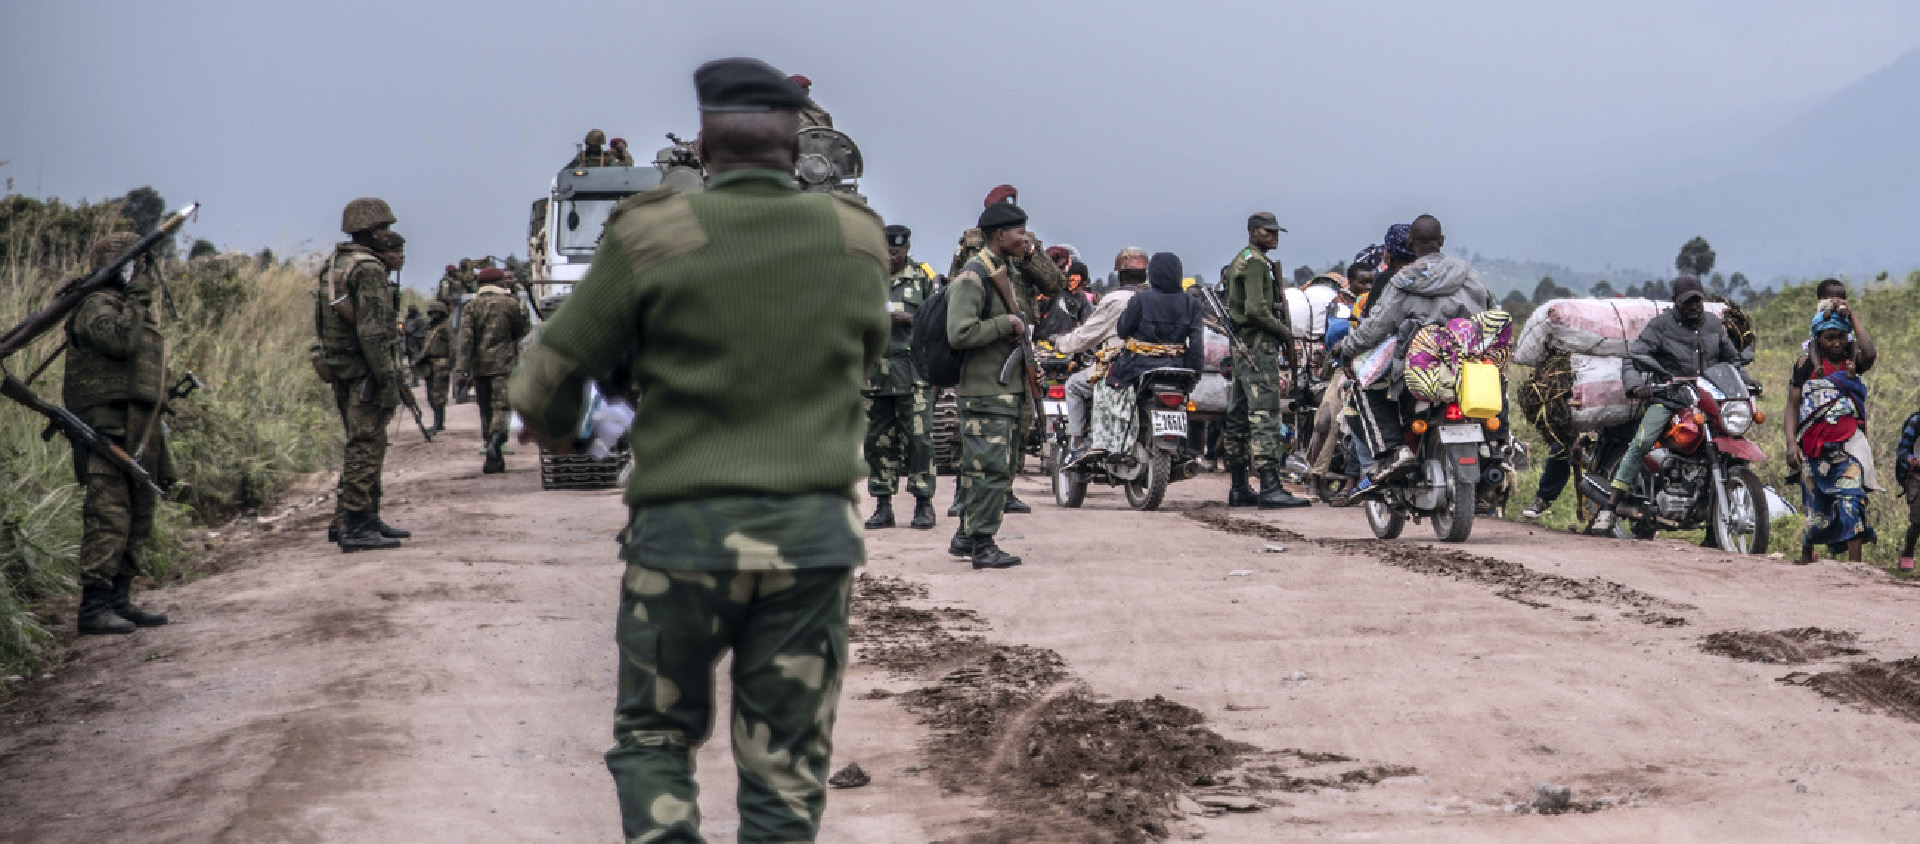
[1125,451,1171,511]
[1710,465,1769,555]
[1364,497,1405,540]
[1047,440,1087,509]
[1432,480,1475,542]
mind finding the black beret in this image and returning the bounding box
[884,225,911,246]
[695,58,810,113]
[977,202,1028,232]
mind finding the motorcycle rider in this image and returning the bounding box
[1332,215,1494,489]
[1080,252,1206,460]
[1588,275,1745,534]
[1054,248,1150,466]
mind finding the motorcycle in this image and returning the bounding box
[1577,361,1769,553]
[1356,378,1507,543]
[1048,367,1204,511]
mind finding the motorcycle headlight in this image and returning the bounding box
[1721,400,1753,436]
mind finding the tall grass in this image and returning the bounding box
[1510,272,1920,571]
[1,211,341,678]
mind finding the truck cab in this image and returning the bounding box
[528,165,664,304]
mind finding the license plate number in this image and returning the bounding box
[1439,424,1484,444]
[1151,410,1188,438]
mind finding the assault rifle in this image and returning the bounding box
[0,203,198,496]
[987,260,1047,430]
[1195,283,1257,378]
[385,268,434,443]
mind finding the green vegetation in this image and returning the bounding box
[1,193,340,679]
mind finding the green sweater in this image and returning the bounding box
[945,249,1022,397]
[509,169,890,506]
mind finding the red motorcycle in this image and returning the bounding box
[1578,362,1770,553]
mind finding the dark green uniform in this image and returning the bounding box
[453,285,529,443]
[946,250,1027,538]
[864,262,936,501]
[1223,244,1289,471]
[509,166,887,843]
[315,244,400,522]
[421,310,452,416]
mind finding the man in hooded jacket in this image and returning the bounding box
[1081,252,1205,462]
[1333,215,1494,486]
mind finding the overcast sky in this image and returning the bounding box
[3,0,1916,289]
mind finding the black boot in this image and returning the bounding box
[339,512,402,553]
[327,517,342,544]
[1257,467,1312,509]
[431,406,445,433]
[78,585,136,635]
[948,530,975,557]
[1227,464,1259,507]
[483,432,506,474]
[864,497,895,529]
[947,494,963,518]
[370,512,411,539]
[110,574,169,627]
[909,497,936,530]
[1003,492,1032,514]
[970,536,1022,569]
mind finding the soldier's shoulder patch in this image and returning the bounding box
[829,195,886,268]
[605,188,704,276]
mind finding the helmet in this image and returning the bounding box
[88,232,140,269]
[585,129,606,145]
[341,197,395,234]
[428,301,448,315]
[1114,247,1148,272]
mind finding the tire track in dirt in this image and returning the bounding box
[851,573,1416,843]
[1182,506,1694,625]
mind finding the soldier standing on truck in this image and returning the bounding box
[316,197,411,552]
[863,224,938,531]
[454,267,530,474]
[569,129,620,168]
[788,74,833,128]
[64,232,174,635]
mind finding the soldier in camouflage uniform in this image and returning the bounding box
[569,128,621,168]
[454,267,530,474]
[508,58,887,843]
[421,300,452,432]
[1222,212,1311,509]
[862,225,937,530]
[402,304,428,387]
[316,197,411,552]
[63,233,174,635]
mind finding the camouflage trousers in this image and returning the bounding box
[424,359,451,411]
[331,378,395,516]
[1223,333,1285,471]
[608,494,861,844]
[958,394,1023,537]
[864,390,936,500]
[79,441,160,590]
[473,374,510,441]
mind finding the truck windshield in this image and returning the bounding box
[557,195,621,258]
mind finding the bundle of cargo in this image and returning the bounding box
[1515,298,1727,444]
[1512,298,1727,366]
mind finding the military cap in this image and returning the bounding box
[341,197,396,234]
[984,184,1018,207]
[585,129,606,145]
[88,232,140,270]
[977,202,1028,233]
[696,58,809,113]
[884,225,911,246]
[1247,211,1286,233]
[476,267,506,284]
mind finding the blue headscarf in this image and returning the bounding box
[1810,309,1851,337]
[1384,223,1415,260]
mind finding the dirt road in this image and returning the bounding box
[6,402,1920,842]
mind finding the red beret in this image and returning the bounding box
[787,74,811,89]
[476,267,506,283]
[445,264,457,273]
[984,184,1018,207]
[1044,246,1070,263]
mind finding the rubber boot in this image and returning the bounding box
[948,529,975,558]
[1257,467,1311,509]
[431,406,446,433]
[1003,492,1032,514]
[864,497,895,529]
[339,512,402,553]
[970,536,1023,569]
[483,432,506,474]
[1227,464,1259,507]
[909,497,936,530]
[78,585,136,635]
[110,574,169,627]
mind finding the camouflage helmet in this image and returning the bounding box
[427,301,448,315]
[585,129,606,145]
[341,197,396,234]
[1114,246,1149,272]
[88,232,140,270]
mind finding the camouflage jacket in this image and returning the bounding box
[798,100,833,130]
[422,318,451,360]
[1226,244,1289,340]
[865,262,933,395]
[315,244,400,399]
[453,286,530,377]
[569,149,621,168]
[63,281,166,435]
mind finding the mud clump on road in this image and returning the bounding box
[1701,628,1863,664]
[1183,507,1692,625]
[1782,657,1920,722]
[851,573,1398,842]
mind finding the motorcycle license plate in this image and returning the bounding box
[1438,423,1484,444]
[1151,410,1188,438]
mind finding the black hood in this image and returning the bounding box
[1148,252,1184,293]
